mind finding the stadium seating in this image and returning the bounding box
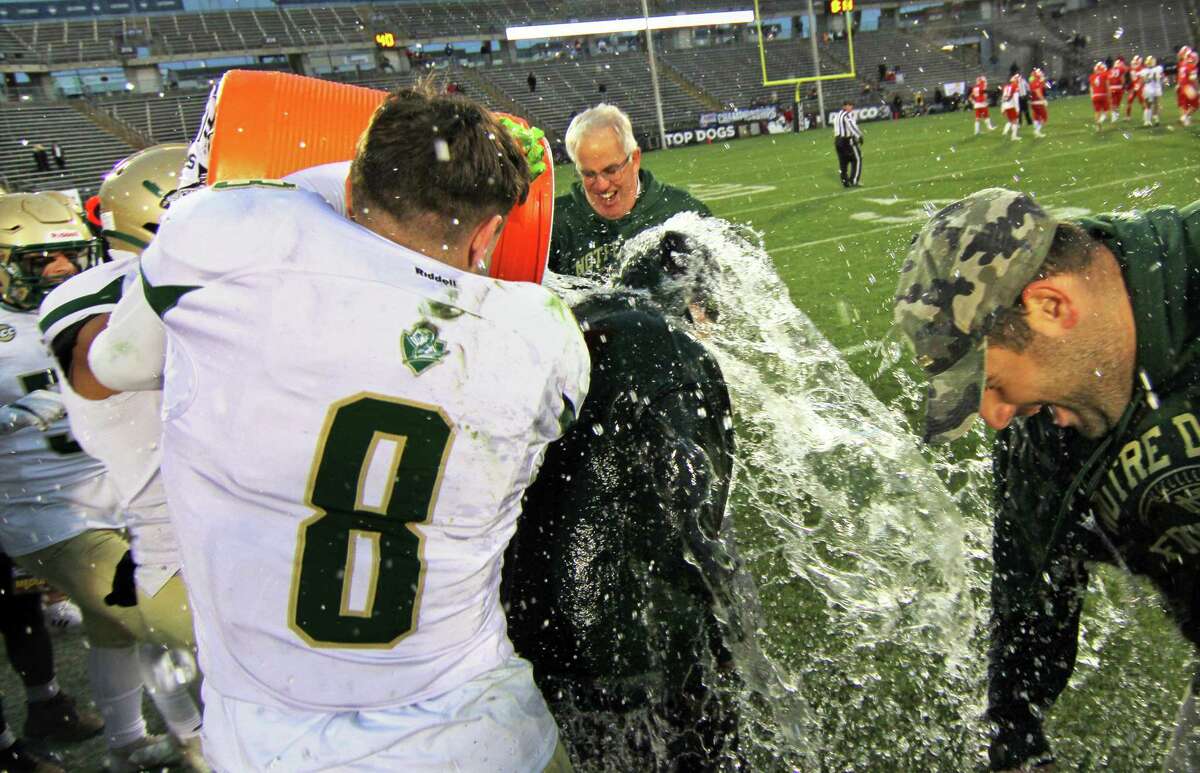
[484,52,709,139]
[0,101,135,193]
[94,91,210,144]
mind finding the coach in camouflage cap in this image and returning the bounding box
[893,188,1056,443]
[897,186,1200,772]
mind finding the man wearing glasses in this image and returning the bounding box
[549,104,711,279]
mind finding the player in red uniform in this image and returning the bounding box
[1178,48,1198,127]
[1000,73,1021,140]
[1125,55,1145,119]
[1107,55,1127,121]
[970,76,995,135]
[1028,68,1048,137]
[1089,61,1111,128]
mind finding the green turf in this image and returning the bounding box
[3,95,1197,772]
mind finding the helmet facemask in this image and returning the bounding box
[0,240,102,311]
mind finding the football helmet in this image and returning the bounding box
[1131,55,1142,67]
[0,193,101,312]
[1189,50,1198,65]
[1031,67,1045,79]
[1094,61,1107,73]
[1146,55,1157,67]
[96,143,187,255]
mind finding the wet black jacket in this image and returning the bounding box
[989,200,1200,770]
[502,292,741,769]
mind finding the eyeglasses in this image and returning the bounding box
[577,153,632,184]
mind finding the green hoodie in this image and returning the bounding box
[987,200,1200,771]
[548,168,711,279]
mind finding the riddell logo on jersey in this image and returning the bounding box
[415,266,457,288]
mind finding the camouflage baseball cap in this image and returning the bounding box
[893,188,1057,444]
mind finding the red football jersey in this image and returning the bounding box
[1029,79,1046,101]
[1090,72,1108,97]
[970,83,988,105]
[1129,64,1145,90]
[1108,62,1126,89]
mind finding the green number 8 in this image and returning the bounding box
[289,393,454,648]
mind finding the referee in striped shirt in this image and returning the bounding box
[833,100,863,187]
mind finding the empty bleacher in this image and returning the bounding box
[0,101,135,193]
[94,90,210,144]
[484,52,710,138]
[1040,2,1191,63]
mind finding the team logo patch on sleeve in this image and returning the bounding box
[402,322,448,375]
[0,324,15,343]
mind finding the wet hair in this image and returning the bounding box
[348,82,529,239]
[564,103,638,164]
[985,221,1104,352]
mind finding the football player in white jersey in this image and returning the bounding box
[0,192,182,772]
[1142,55,1165,126]
[38,144,206,770]
[91,86,589,772]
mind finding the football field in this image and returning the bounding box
[4,93,1198,772]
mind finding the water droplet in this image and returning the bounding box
[591,423,604,436]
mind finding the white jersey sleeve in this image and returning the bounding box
[39,260,180,593]
[88,273,166,394]
[148,184,589,712]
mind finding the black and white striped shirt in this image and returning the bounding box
[833,109,862,139]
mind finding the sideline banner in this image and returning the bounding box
[699,106,779,127]
[664,116,794,147]
[664,125,739,147]
[824,104,893,124]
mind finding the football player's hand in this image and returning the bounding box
[0,390,65,434]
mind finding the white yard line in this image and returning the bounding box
[768,163,1200,254]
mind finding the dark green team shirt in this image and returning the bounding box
[548,168,712,279]
[988,200,1200,770]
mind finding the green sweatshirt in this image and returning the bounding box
[548,168,712,279]
[988,200,1200,770]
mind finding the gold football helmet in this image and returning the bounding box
[0,192,101,311]
[97,143,187,255]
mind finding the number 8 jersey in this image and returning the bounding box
[135,184,590,712]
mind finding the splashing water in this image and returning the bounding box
[605,213,995,768]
